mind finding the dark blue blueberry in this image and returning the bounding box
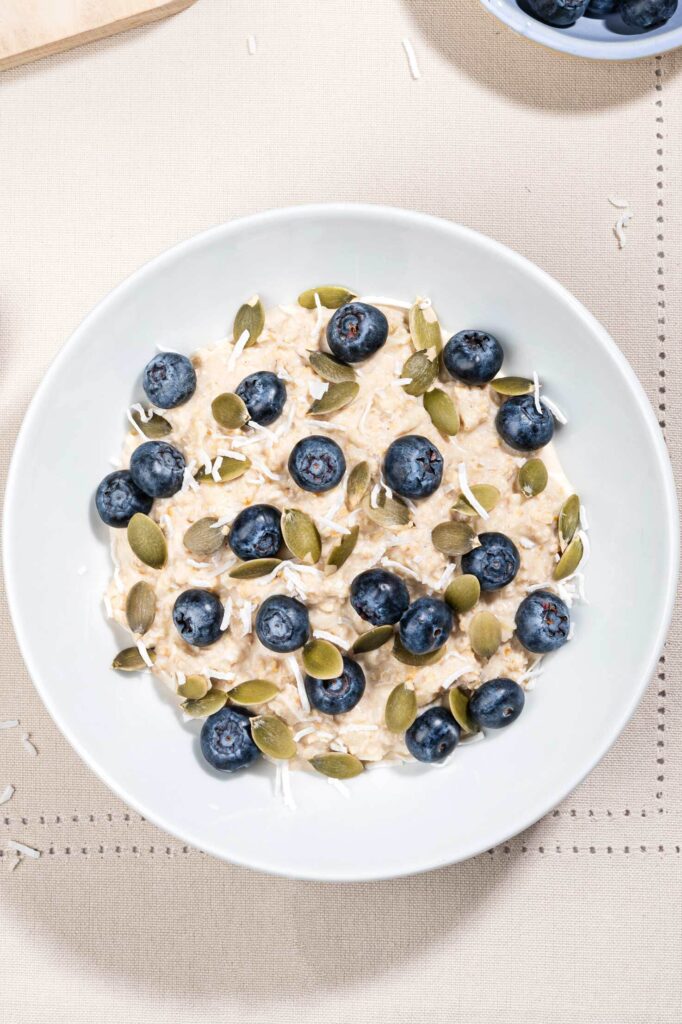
[468,679,525,730]
[383,434,443,499]
[585,0,619,14]
[200,705,261,773]
[326,302,389,363]
[235,370,287,426]
[349,568,410,626]
[129,440,186,498]
[228,504,282,560]
[142,351,196,409]
[288,435,346,493]
[255,594,310,653]
[495,394,555,452]
[524,0,589,25]
[399,597,453,656]
[95,470,152,528]
[515,589,571,654]
[621,0,677,27]
[304,656,366,715]
[442,330,504,385]
[172,588,224,647]
[405,707,460,764]
[461,532,520,592]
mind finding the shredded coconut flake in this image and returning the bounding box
[313,629,348,648]
[315,513,351,536]
[402,37,421,79]
[293,725,317,742]
[21,734,38,757]
[182,458,200,492]
[8,840,40,859]
[276,366,292,381]
[187,558,211,569]
[210,511,238,529]
[330,739,348,753]
[220,597,233,632]
[532,371,542,414]
[239,600,253,636]
[339,723,379,734]
[228,329,250,369]
[249,457,280,482]
[327,778,351,798]
[541,395,568,425]
[443,665,476,686]
[113,567,125,593]
[125,407,147,438]
[0,784,15,805]
[518,536,536,549]
[159,513,173,537]
[370,483,381,509]
[614,211,633,249]
[359,395,375,432]
[247,33,257,54]
[310,291,325,344]
[197,448,213,474]
[437,562,457,589]
[356,295,412,310]
[458,462,490,520]
[135,640,154,669]
[280,761,296,811]
[308,419,348,433]
[102,594,113,619]
[176,670,186,688]
[580,504,590,531]
[608,195,630,209]
[309,379,329,401]
[288,656,310,714]
[380,556,421,581]
[206,670,235,681]
[393,377,413,387]
[0,720,19,730]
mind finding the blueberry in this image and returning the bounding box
[326,302,389,364]
[468,679,525,730]
[399,597,453,655]
[228,504,282,560]
[304,656,366,715]
[515,589,571,653]
[235,370,287,426]
[349,568,410,626]
[383,435,444,499]
[442,330,504,385]
[255,595,310,653]
[200,705,261,773]
[173,588,224,647]
[288,435,346,493]
[620,0,677,27]
[495,394,554,452]
[95,470,152,528]
[525,0,589,26]
[585,0,619,14]
[405,707,460,764]
[461,532,520,592]
[142,351,196,409]
[129,440,186,498]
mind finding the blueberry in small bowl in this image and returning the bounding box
[326,302,388,363]
[142,351,196,409]
[200,705,261,773]
[468,678,525,729]
[129,440,186,498]
[399,597,453,655]
[443,330,503,386]
[621,0,678,27]
[304,655,366,715]
[524,0,589,25]
[255,594,310,653]
[515,589,571,653]
[349,568,410,626]
[461,532,521,592]
[173,588,224,647]
[228,504,282,560]
[383,435,444,499]
[495,394,555,453]
[235,370,287,426]
[95,470,153,527]
[405,707,460,763]
[585,0,619,13]
[288,435,346,493]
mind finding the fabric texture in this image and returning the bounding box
[0,1,680,1021]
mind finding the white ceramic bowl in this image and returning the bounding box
[3,204,677,880]
[480,0,682,59]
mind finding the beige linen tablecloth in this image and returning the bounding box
[0,1,680,1021]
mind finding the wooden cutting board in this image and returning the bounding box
[0,0,197,71]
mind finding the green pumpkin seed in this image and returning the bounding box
[227,679,280,705]
[469,611,501,659]
[233,294,265,348]
[553,534,583,581]
[351,625,394,654]
[302,639,344,680]
[308,380,359,415]
[401,351,439,397]
[490,376,534,396]
[310,752,364,779]
[385,683,417,734]
[423,388,460,435]
[346,461,370,510]
[229,558,282,579]
[448,687,476,734]
[183,516,225,558]
[363,492,411,528]
[281,508,321,564]
[327,525,359,572]
[518,458,548,498]
[127,513,167,569]
[431,521,477,556]
[178,674,209,700]
[131,409,172,438]
[112,646,155,671]
[251,715,297,759]
[181,687,228,718]
[409,301,442,352]
[559,494,580,547]
[452,484,500,517]
[308,350,357,383]
[211,392,250,430]
[392,636,446,667]
[195,455,251,484]
[125,580,156,634]
[444,574,480,614]
[298,285,356,309]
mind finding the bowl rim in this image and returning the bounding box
[479,0,682,60]
[3,202,679,880]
